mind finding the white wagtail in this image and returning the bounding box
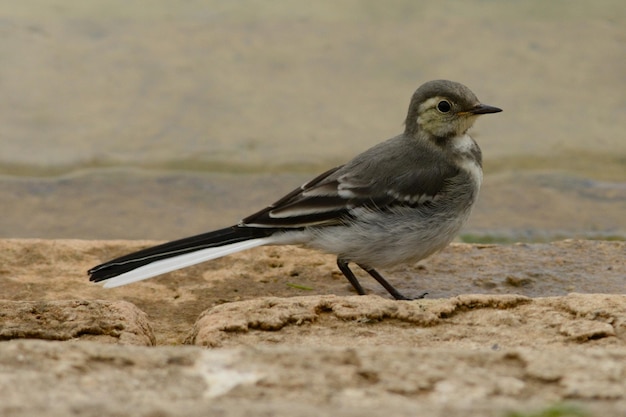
[89,80,501,300]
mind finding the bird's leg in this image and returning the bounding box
[336,258,366,295]
[357,264,427,301]
[337,258,427,300]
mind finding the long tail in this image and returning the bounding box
[88,226,276,288]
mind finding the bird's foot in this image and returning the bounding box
[392,291,428,301]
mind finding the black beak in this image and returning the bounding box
[470,103,502,115]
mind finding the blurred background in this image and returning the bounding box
[1,0,625,242]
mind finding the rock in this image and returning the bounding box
[0,339,625,417]
[0,238,625,416]
[0,300,155,346]
[186,293,626,349]
[2,239,624,344]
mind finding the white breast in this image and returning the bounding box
[452,134,483,191]
[451,133,476,153]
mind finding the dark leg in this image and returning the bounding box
[337,258,366,295]
[358,264,428,301]
[337,257,427,300]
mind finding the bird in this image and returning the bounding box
[88,80,502,300]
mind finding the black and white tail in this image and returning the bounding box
[88,226,276,288]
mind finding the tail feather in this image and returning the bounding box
[88,226,275,287]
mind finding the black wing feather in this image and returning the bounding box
[241,138,460,229]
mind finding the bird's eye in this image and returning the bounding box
[437,100,451,113]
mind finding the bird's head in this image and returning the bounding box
[405,80,501,140]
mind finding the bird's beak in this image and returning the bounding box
[469,103,502,115]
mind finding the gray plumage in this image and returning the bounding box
[89,80,502,299]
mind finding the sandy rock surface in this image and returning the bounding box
[1,339,625,417]
[0,239,625,416]
[186,293,624,349]
[0,299,155,346]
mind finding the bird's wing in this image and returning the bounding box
[241,151,460,229]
